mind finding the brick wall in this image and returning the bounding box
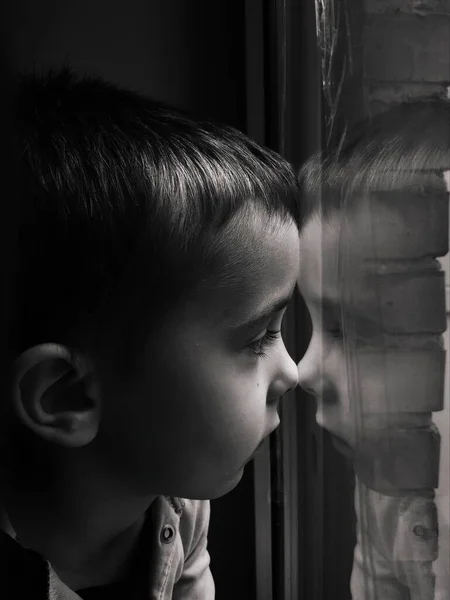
[351,1,450,594]
[363,0,450,116]
[337,0,450,488]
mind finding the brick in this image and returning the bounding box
[363,15,450,82]
[370,174,449,193]
[367,81,449,101]
[361,413,434,428]
[353,349,446,413]
[374,271,447,333]
[411,0,450,14]
[355,424,441,490]
[439,255,450,310]
[365,0,450,15]
[343,270,447,335]
[364,82,449,115]
[367,192,449,258]
[381,332,444,350]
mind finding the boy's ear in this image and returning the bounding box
[12,343,101,447]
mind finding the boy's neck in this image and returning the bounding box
[4,451,156,590]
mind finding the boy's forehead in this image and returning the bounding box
[221,221,299,321]
[187,219,300,326]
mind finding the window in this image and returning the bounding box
[249,2,450,599]
[247,1,356,598]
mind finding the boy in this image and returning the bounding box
[296,100,449,599]
[0,68,300,599]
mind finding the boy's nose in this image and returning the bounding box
[284,355,299,394]
[271,352,299,399]
[297,351,324,397]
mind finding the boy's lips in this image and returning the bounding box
[241,416,281,468]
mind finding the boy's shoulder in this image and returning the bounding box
[0,496,213,600]
[150,496,214,596]
[352,476,439,598]
[0,526,50,599]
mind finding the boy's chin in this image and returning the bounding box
[185,469,246,501]
[215,473,246,499]
[207,449,264,499]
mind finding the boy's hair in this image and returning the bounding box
[299,99,450,222]
[13,68,301,373]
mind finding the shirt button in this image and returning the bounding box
[161,525,175,544]
[413,524,435,541]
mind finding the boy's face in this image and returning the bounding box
[96,215,299,499]
[297,198,393,451]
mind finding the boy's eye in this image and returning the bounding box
[321,314,343,341]
[325,324,343,340]
[247,329,281,358]
[323,319,383,346]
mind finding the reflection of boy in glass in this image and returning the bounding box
[297,100,449,599]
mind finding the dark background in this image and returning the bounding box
[1,2,356,598]
[3,1,254,596]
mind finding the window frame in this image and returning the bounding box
[245,2,356,598]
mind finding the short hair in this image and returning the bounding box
[298,99,450,223]
[13,68,301,373]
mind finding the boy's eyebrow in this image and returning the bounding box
[230,286,296,330]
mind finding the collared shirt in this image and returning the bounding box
[0,496,215,600]
[351,475,449,600]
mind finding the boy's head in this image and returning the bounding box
[7,69,300,500]
[296,99,450,451]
